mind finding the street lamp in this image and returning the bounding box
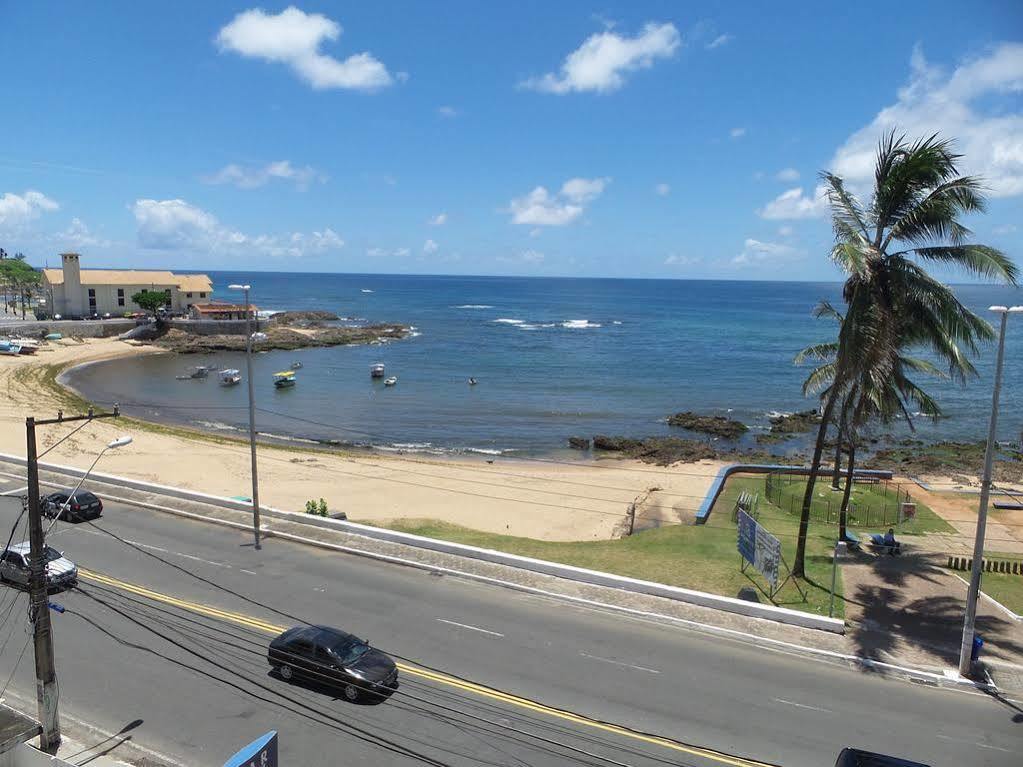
[46,436,133,533]
[228,284,262,550]
[958,305,1023,676]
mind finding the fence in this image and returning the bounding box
[764,470,914,528]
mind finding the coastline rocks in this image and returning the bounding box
[757,410,822,445]
[593,435,643,452]
[568,436,591,450]
[268,310,340,328]
[667,411,748,440]
[593,435,718,466]
[153,324,410,354]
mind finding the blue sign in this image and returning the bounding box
[224,731,278,767]
[737,510,756,564]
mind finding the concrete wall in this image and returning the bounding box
[167,318,258,336]
[0,743,76,766]
[0,319,134,338]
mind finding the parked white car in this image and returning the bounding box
[0,542,78,591]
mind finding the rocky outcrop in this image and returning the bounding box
[568,436,591,450]
[268,310,340,328]
[667,411,748,440]
[153,324,409,353]
[593,435,718,466]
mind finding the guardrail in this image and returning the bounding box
[0,453,846,633]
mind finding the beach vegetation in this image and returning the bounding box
[0,253,40,319]
[132,289,169,321]
[792,131,1019,577]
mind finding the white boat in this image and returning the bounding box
[384,376,398,387]
[219,368,242,386]
[0,341,22,356]
[9,338,39,355]
[370,363,386,378]
[176,365,213,380]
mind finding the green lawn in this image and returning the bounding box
[766,475,953,535]
[372,472,847,619]
[980,570,1023,616]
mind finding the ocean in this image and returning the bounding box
[65,273,1022,456]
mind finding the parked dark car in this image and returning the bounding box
[268,625,399,702]
[0,542,78,591]
[835,748,931,767]
[42,489,103,521]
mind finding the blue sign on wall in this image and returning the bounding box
[224,731,278,767]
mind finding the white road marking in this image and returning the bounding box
[436,618,504,637]
[772,698,831,712]
[117,538,231,568]
[936,734,1012,753]
[0,486,27,496]
[240,569,257,576]
[579,652,660,674]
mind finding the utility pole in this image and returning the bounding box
[26,407,119,753]
[229,284,262,550]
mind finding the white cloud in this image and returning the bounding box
[423,238,438,254]
[428,212,447,226]
[202,160,326,190]
[758,184,828,220]
[0,190,59,229]
[664,254,700,266]
[521,22,680,94]
[654,182,671,196]
[216,6,392,91]
[132,198,343,257]
[993,223,1018,235]
[437,106,458,118]
[706,34,731,50]
[57,218,110,248]
[831,43,1023,198]
[778,225,794,237]
[729,127,746,139]
[367,246,410,258]
[732,238,797,265]
[499,249,545,265]
[508,177,609,226]
[776,167,800,182]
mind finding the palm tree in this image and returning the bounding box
[792,131,1018,577]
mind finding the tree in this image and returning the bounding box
[792,132,1018,577]
[132,289,169,320]
[0,255,40,319]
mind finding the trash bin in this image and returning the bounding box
[971,635,984,663]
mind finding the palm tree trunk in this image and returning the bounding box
[793,385,841,577]
[839,435,857,541]
[830,418,845,491]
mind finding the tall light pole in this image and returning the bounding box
[229,284,262,550]
[958,305,1022,676]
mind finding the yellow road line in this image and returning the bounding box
[79,569,775,767]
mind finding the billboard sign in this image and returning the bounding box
[224,731,278,767]
[737,510,781,589]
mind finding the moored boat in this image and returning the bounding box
[219,368,242,386]
[384,376,398,386]
[0,341,22,356]
[370,363,386,378]
[9,338,39,354]
[176,365,213,380]
[273,370,297,388]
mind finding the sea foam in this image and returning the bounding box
[562,319,601,329]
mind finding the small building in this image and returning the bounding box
[41,253,212,318]
[188,303,258,321]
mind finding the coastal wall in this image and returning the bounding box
[166,318,261,336]
[0,319,134,338]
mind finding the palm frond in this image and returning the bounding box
[794,341,838,365]
[907,245,1019,285]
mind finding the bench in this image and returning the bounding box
[869,533,903,556]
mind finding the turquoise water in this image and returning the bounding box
[66,273,1022,455]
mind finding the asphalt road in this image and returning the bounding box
[0,490,1019,767]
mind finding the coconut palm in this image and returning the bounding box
[792,131,1018,577]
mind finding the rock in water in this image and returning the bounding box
[667,411,748,440]
[568,436,591,450]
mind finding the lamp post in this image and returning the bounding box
[228,284,262,550]
[45,437,133,533]
[958,305,1022,676]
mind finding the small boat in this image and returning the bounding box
[176,365,213,380]
[384,376,398,387]
[273,370,297,388]
[370,363,386,378]
[468,377,478,386]
[10,338,39,355]
[0,341,22,356]
[44,333,62,341]
[219,368,242,386]
[290,361,303,369]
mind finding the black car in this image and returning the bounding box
[42,489,103,521]
[268,625,399,702]
[835,748,931,767]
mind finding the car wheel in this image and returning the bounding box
[279,664,293,681]
[343,683,360,702]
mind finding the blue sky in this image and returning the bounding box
[1,1,1021,280]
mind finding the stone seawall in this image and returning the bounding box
[0,319,134,338]
[166,318,260,336]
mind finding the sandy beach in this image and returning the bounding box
[0,337,726,541]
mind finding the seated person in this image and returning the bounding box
[882,528,901,555]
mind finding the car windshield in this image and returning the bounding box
[331,639,371,665]
[43,546,63,562]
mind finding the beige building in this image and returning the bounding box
[42,253,213,318]
[188,303,257,320]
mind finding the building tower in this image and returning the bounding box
[60,252,84,317]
